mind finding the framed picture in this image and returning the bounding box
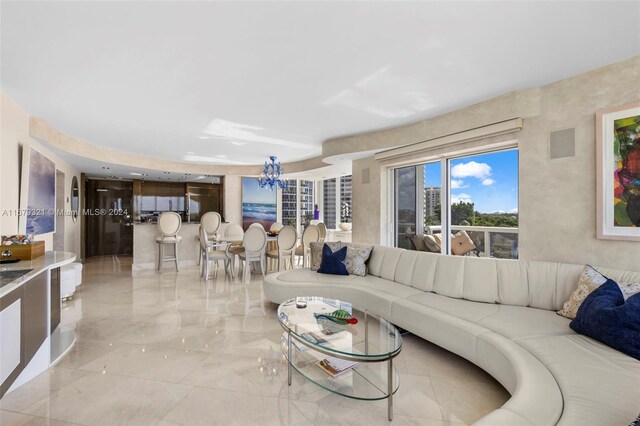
[241,177,277,231]
[19,146,56,235]
[596,102,640,241]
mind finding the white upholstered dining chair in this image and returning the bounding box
[316,222,327,242]
[266,225,297,271]
[199,225,232,281]
[294,224,319,268]
[238,226,267,283]
[201,212,222,238]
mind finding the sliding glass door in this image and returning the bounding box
[393,148,518,258]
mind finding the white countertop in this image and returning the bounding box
[0,251,76,298]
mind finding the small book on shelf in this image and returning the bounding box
[315,357,359,378]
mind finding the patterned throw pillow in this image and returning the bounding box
[411,235,429,251]
[309,241,341,271]
[451,230,476,255]
[423,235,441,252]
[343,244,373,276]
[558,265,640,319]
[558,265,608,319]
[619,282,640,301]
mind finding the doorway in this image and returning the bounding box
[85,179,134,257]
[53,170,65,251]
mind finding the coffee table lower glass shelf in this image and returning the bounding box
[278,297,402,421]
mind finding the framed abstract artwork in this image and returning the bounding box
[596,102,640,241]
[18,146,57,235]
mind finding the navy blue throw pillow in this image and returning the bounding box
[317,244,348,275]
[570,279,640,360]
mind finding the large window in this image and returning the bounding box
[323,179,337,229]
[281,179,315,233]
[321,175,352,230]
[340,176,352,223]
[282,180,298,228]
[300,180,314,229]
[394,149,518,258]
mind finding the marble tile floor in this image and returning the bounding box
[0,256,509,426]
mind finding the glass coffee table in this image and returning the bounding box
[278,297,402,421]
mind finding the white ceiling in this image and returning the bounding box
[2,1,639,170]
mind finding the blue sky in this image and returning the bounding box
[425,150,518,213]
[242,177,277,205]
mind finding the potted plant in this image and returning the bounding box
[339,201,352,231]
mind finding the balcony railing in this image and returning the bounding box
[426,225,519,259]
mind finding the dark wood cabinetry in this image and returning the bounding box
[187,182,224,223]
[140,182,186,212]
[133,179,224,222]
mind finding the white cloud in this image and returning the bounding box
[451,161,492,180]
[482,178,496,186]
[451,193,472,204]
[451,179,467,189]
[509,208,519,213]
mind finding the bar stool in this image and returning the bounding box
[156,212,182,272]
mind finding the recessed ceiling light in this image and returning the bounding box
[163,171,170,174]
[142,173,148,177]
[130,172,142,176]
[102,166,110,170]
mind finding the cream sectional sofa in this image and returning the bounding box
[264,245,640,426]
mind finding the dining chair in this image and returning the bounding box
[201,212,221,238]
[199,225,232,281]
[249,222,264,230]
[316,222,327,242]
[270,222,284,232]
[266,225,297,271]
[294,224,319,268]
[225,224,245,275]
[156,211,182,272]
[238,226,268,283]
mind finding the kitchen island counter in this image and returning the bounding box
[1,251,76,398]
[132,222,229,271]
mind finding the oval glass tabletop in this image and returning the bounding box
[277,297,402,361]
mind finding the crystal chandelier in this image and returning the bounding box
[258,156,288,190]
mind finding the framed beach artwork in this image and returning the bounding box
[241,177,277,231]
[596,102,640,241]
[19,146,57,235]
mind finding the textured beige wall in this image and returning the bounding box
[223,175,242,225]
[352,156,383,245]
[1,92,82,256]
[351,56,640,272]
